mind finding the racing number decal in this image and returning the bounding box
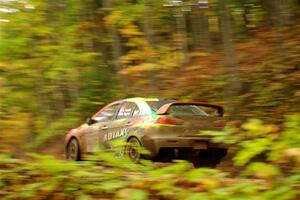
[104,128,129,141]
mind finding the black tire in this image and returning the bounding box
[191,157,219,168]
[126,137,142,163]
[191,149,227,168]
[67,138,80,161]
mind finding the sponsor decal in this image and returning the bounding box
[104,128,129,141]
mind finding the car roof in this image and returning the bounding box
[93,97,222,118]
[125,97,176,103]
[126,97,159,102]
[121,98,175,115]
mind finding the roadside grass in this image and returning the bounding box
[1,114,299,200]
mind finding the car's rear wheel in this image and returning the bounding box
[126,137,142,163]
[191,157,219,168]
[191,149,227,168]
[67,138,80,161]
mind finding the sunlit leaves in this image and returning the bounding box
[0,0,300,197]
[234,138,272,166]
[116,189,149,200]
[1,114,300,199]
[243,162,282,179]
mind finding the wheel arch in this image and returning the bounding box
[65,136,81,159]
[127,136,143,146]
[126,126,148,146]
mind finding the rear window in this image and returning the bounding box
[169,105,221,116]
[146,100,175,112]
[147,100,222,117]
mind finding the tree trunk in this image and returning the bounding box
[142,0,160,95]
[102,0,128,94]
[219,0,241,117]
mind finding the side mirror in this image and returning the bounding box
[212,110,223,117]
[86,117,96,125]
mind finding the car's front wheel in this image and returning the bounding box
[67,138,80,161]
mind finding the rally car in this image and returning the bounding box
[65,97,228,167]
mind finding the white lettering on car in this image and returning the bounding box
[104,128,129,141]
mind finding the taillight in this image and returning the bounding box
[156,117,184,125]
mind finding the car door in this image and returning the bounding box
[85,103,121,153]
[103,102,137,147]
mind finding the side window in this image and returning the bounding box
[132,106,140,117]
[94,104,120,122]
[116,103,136,120]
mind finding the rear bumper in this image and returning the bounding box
[141,135,228,157]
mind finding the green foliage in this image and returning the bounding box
[1,0,300,154]
[202,114,300,168]
[0,0,300,198]
[243,162,282,178]
[0,114,299,199]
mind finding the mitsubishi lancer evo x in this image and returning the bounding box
[65,98,228,167]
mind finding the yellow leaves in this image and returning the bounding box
[241,119,278,137]
[104,11,123,27]
[2,112,30,131]
[105,10,143,37]
[270,82,285,90]
[120,38,157,66]
[208,16,220,32]
[119,23,143,37]
[282,148,300,167]
[197,178,221,191]
[243,162,282,179]
[80,21,97,29]
[294,90,300,97]
[0,76,5,89]
[121,51,143,65]
[1,112,31,152]
[246,24,257,28]
[121,49,155,65]
[120,63,159,75]
[125,37,149,48]
[0,61,12,71]
[190,52,210,58]
[116,188,149,200]
[74,52,102,64]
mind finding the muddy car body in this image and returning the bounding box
[65,97,228,167]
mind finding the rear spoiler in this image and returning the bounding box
[156,102,224,116]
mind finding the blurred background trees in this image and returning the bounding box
[0,0,300,153]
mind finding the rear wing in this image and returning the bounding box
[156,102,224,116]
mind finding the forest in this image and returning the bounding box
[0,0,300,199]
